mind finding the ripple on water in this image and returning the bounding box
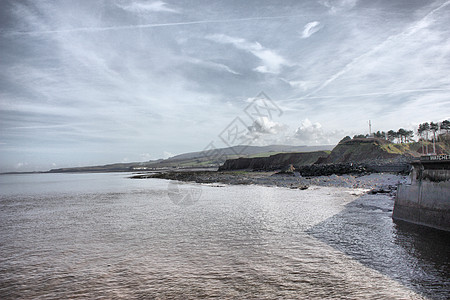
[0,173,444,299]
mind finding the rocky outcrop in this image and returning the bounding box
[295,163,372,176]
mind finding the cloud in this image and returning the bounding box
[244,117,344,146]
[163,151,174,159]
[15,162,28,169]
[243,117,289,145]
[299,0,450,101]
[9,14,315,36]
[319,0,358,14]
[248,117,286,135]
[207,34,289,74]
[285,80,315,91]
[301,21,321,38]
[185,57,240,75]
[140,153,152,160]
[117,1,178,13]
[1,0,450,172]
[293,119,342,144]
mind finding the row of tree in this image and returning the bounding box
[417,120,450,142]
[388,129,414,143]
[351,120,449,145]
[353,129,414,143]
[417,120,450,154]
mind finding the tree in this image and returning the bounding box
[339,136,351,144]
[397,128,407,143]
[353,134,366,139]
[373,131,386,139]
[440,120,450,134]
[430,122,439,154]
[422,122,430,154]
[387,130,397,143]
[405,130,414,142]
[417,124,425,153]
[422,122,430,140]
[417,124,424,140]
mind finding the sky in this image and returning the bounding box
[1,0,450,172]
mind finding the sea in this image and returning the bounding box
[0,172,448,299]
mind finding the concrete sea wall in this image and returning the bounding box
[393,159,450,232]
[393,180,450,231]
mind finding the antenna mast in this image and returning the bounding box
[368,120,372,136]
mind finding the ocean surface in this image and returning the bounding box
[0,172,448,299]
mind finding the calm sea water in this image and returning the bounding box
[0,173,448,299]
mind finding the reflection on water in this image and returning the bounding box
[308,194,450,300]
[394,220,450,296]
[0,173,445,299]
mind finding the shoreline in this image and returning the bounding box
[131,171,407,196]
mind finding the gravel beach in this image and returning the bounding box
[131,171,407,196]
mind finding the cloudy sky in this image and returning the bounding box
[1,0,450,172]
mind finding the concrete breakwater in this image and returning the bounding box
[393,155,450,231]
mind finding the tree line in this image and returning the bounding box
[417,120,450,142]
[416,120,450,154]
[351,119,449,144]
[353,129,414,143]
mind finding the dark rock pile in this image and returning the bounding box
[296,163,371,176]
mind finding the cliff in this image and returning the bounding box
[219,138,410,172]
[322,138,405,164]
[218,151,330,171]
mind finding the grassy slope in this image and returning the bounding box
[380,140,450,155]
[326,137,450,164]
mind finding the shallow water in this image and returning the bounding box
[0,173,448,299]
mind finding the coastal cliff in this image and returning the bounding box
[320,138,402,163]
[218,138,414,173]
[218,151,329,171]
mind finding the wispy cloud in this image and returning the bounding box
[319,0,358,14]
[184,57,240,75]
[8,14,311,35]
[1,0,449,171]
[117,1,179,13]
[207,34,289,74]
[301,21,321,38]
[285,88,450,101]
[303,0,450,98]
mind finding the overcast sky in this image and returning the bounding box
[1,0,450,172]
